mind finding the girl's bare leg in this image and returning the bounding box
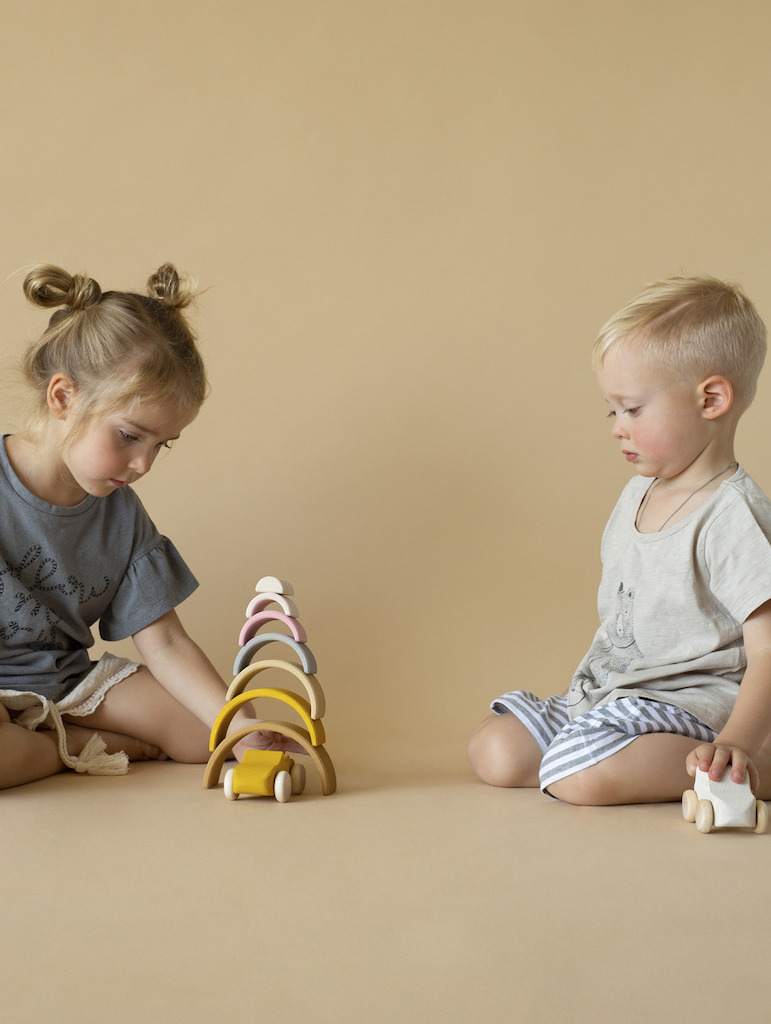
[63,667,212,763]
[468,712,543,788]
[0,702,165,791]
[0,700,68,789]
[66,667,304,764]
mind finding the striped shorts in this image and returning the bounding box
[491,690,716,793]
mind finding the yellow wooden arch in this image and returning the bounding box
[203,721,336,795]
[226,659,325,719]
[209,688,325,750]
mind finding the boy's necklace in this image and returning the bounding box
[638,461,739,532]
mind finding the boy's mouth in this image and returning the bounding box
[622,450,638,462]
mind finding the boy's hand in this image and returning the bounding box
[686,742,759,794]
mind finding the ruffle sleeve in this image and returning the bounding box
[98,536,198,641]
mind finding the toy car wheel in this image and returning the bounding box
[682,789,698,823]
[754,799,769,835]
[224,768,238,801]
[291,763,306,795]
[695,799,714,834]
[274,770,292,803]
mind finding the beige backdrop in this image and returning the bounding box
[2,0,771,761]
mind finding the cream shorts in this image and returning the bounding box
[0,654,141,775]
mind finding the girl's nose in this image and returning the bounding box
[128,449,155,476]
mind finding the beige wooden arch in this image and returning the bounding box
[203,722,336,795]
[226,659,325,719]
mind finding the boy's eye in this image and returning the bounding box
[605,406,640,419]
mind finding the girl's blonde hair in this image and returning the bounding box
[593,276,767,409]
[20,262,208,439]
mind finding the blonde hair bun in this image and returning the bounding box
[23,264,102,311]
[18,260,207,440]
[147,263,196,310]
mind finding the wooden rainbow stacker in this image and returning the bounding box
[203,576,336,801]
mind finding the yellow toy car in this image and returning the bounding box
[223,750,306,803]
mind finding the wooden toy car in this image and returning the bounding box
[223,750,306,803]
[682,769,768,834]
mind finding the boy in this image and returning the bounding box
[468,276,771,805]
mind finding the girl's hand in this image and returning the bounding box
[233,729,305,759]
[686,741,759,794]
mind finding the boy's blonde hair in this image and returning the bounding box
[593,276,767,409]
[20,262,208,440]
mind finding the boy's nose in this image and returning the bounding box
[611,417,627,440]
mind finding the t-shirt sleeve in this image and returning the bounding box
[98,536,199,640]
[704,497,771,625]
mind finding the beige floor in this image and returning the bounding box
[4,735,770,1024]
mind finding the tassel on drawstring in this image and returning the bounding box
[66,732,130,776]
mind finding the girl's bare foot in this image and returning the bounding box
[64,723,168,762]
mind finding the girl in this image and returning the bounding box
[0,262,289,789]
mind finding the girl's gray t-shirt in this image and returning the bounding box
[0,436,198,700]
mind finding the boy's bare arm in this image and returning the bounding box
[687,598,771,792]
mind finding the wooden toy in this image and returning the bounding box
[223,749,306,802]
[211,687,326,746]
[227,660,326,719]
[204,577,337,800]
[255,576,294,596]
[682,769,769,834]
[205,721,337,794]
[245,592,299,619]
[239,610,307,647]
[233,633,318,675]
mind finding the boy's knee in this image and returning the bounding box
[547,764,619,806]
[467,715,537,788]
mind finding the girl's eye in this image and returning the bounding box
[156,440,173,451]
[119,430,140,444]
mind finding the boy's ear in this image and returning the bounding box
[47,373,77,420]
[699,375,733,419]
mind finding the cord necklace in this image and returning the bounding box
[638,461,738,532]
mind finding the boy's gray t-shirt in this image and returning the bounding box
[0,436,198,701]
[568,467,771,733]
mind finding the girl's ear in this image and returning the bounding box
[699,375,733,419]
[47,373,77,420]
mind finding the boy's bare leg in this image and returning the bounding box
[468,713,543,788]
[548,732,771,805]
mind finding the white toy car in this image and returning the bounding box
[682,769,768,834]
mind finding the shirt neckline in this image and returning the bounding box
[0,435,98,516]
